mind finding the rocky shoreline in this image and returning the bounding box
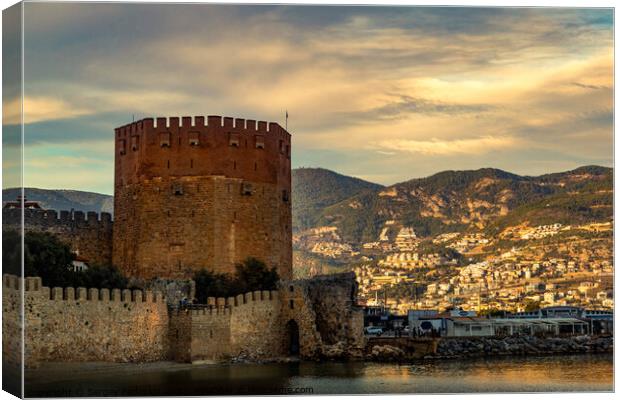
[365,335,613,362]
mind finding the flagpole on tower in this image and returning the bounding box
[285,110,288,131]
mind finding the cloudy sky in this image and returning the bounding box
[3,4,614,194]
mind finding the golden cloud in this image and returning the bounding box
[373,136,522,156]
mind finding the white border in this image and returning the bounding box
[0,1,616,400]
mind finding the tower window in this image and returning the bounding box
[131,136,139,151]
[167,160,170,169]
[255,135,265,149]
[119,140,126,155]
[289,300,294,309]
[279,140,284,154]
[282,190,289,203]
[172,183,183,196]
[229,133,240,147]
[189,132,200,146]
[190,159,194,168]
[241,182,253,196]
[160,132,171,147]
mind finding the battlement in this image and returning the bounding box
[172,290,278,318]
[3,207,113,227]
[113,114,291,178]
[2,207,113,266]
[208,289,279,308]
[115,116,289,137]
[2,274,166,303]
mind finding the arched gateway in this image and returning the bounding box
[285,319,300,356]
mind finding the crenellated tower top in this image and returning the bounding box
[114,115,291,187]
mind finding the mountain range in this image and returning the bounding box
[2,188,114,215]
[295,165,612,244]
[3,165,612,244]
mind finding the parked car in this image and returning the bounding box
[364,326,384,336]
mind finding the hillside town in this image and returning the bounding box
[294,220,613,316]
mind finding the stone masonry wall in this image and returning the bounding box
[169,290,286,362]
[2,274,168,368]
[2,275,23,367]
[4,273,364,367]
[229,290,284,359]
[114,176,291,280]
[302,272,366,354]
[279,282,324,359]
[3,208,113,266]
[189,307,232,361]
[167,282,346,363]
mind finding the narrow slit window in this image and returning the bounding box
[241,182,253,196]
[119,139,126,155]
[131,136,139,151]
[172,183,183,196]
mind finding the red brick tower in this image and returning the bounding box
[113,116,292,280]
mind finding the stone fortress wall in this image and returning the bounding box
[3,208,113,265]
[170,274,365,362]
[2,274,168,368]
[113,116,292,280]
[3,273,364,368]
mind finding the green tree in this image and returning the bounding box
[75,265,128,290]
[233,257,279,294]
[3,229,129,290]
[193,257,280,302]
[193,269,235,302]
[524,300,541,312]
[2,229,21,276]
[22,231,75,287]
[478,308,506,317]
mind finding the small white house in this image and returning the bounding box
[70,256,89,272]
[445,318,494,337]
